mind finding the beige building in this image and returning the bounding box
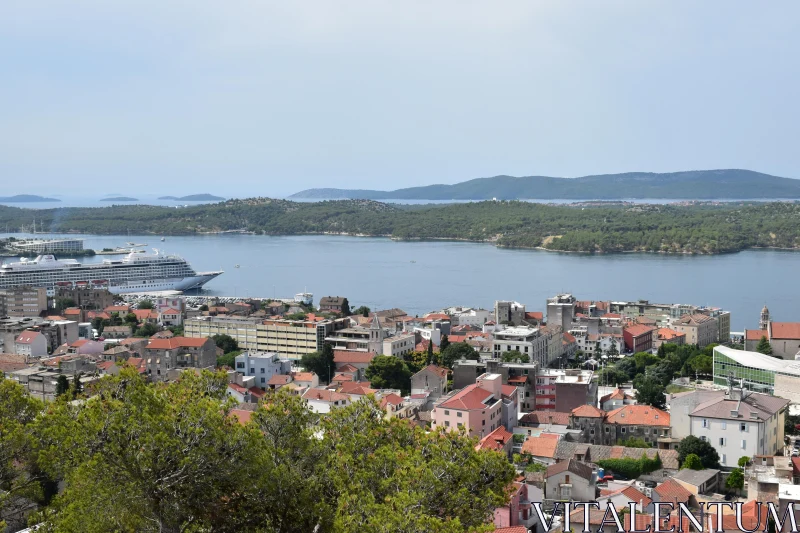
[672,313,718,347]
[184,315,349,360]
[0,286,48,317]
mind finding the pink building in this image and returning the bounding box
[433,373,505,439]
[493,482,532,529]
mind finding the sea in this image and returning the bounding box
[1,231,796,332]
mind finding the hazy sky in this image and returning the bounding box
[1,1,799,197]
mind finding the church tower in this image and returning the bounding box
[368,314,385,354]
[760,305,770,332]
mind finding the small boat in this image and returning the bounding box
[235,264,240,268]
[161,237,165,242]
[410,260,416,263]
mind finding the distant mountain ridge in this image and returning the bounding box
[0,195,60,202]
[288,169,800,200]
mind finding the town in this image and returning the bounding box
[1,282,799,532]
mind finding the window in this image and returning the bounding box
[444,410,450,415]
[605,427,610,434]
[702,418,708,428]
[261,368,265,373]
[565,475,570,484]
[741,440,746,450]
[722,454,726,464]
[457,412,462,418]
[719,437,726,446]
[721,421,727,430]
[740,423,747,432]
[457,422,463,428]
[445,421,450,427]
[261,377,265,383]
[644,428,649,434]
[621,428,626,434]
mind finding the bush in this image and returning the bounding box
[597,453,662,479]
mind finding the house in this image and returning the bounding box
[493,482,535,530]
[14,331,48,358]
[380,393,415,419]
[333,350,376,376]
[654,328,686,350]
[622,324,655,353]
[133,309,159,324]
[554,442,680,477]
[745,314,800,359]
[234,352,292,389]
[65,339,104,356]
[596,485,653,514]
[673,468,719,496]
[432,373,509,439]
[521,433,561,465]
[651,478,693,509]
[104,304,131,315]
[291,371,319,389]
[266,374,293,390]
[410,365,449,405]
[302,387,351,413]
[158,308,182,326]
[602,405,671,448]
[600,388,636,411]
[144,336,217,381]
[672,313,718,347]
[545,459,595,502]
[476,426,514,457]
[570,404,605,444]
[101,325,132,339]
[669,387,789,467]
[319,296,348,313]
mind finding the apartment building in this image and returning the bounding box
[494,301,526,326]
[144,337,217,381]
[0,286,48,317]
[534,369,597,413]
[546,294,576,332]
[432,373,517,439]
[493,326,549,366]
[184,315,349,360]
[234,352,293,389]
[671,313,718,347]
[326,315,415,356]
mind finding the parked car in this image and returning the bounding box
[599,475,615,482]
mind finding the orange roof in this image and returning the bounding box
[70,339,89,347]
[476,426,513,452]
[501,384,517,398]
[771,322,800,339]
[267,374,292,386]
[229,409,253,425]
[146,337,212,350]
[336,364,359,373]
[424,313,450,321]
[657,328,685,340]
[379,393,404,408]
[228,383,248,394]
[600,388,626,402]
[524,311,543,320]
[521,433,560,458]
[494,528,527,533]
[605,405,670,426]
[125,357,147,373]
[160,308,181,315]
[291,371,316,382]
[333,350,377,364]
[64,308,81,315]
[332,373,354,382]
[624,324,655,337]
[418,364,448,379]
[133,309,158,320]
[338,381,377,396]
[16,331,42,344]
[562,332,576,343]
[248,387,266,399]
[96,361,116,371]
[745,329,769,341]
[302,388,350,403]
[653,478,692,506]
[104,305,130,313]
[572,404,604,417]
[439,383,495,410]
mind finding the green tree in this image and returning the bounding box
[71,372,83,399]
[216,350,242,368]
[440,342,478,369]
[340,298,351,316]
[353,305,370,317]
[212,334,239,354]
[677,435,721,469]
[756,335,773,356]
[426,338,434,365]
[91,317,104,335]
[657,343,666,357]
[365,356,412,394]
[620,437,651,448]
[54,297,76,311]
[726,468,744,492]
[199,304,209,312]
[501,349,525,363]
[597,366,628,386]
[134,323,159,338]
[635,377,667,409]
[738,456,750,468]
[300,343,336,384]
[137,300,154,310]
[55,375,70,397]
[681,453,703,470]
[124,312,138,325]
[439,334,450,352]
[607,342,619,358]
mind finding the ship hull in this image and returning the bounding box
[105,272,223,295]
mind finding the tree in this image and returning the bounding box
[134,323,159,338]
[365,356,412,394]
[440,342,478,369]
[199,304,209,312]
[657,343,666,357]
[607,342,619,358]
[597,366,628,386]
[615,357,638,380]
[71,372,83,398]
[54,297,75,311]
[216,350,241,368]
[124,312,138,325]
[91,317,104,335]
[620,437,651,448]
[55,375,69,397]
[501,349,525,363]
[300,344,336,384]
[426,338,434,365]
[681,453,703,470]
[738,456,750,468]
[756,335,773,356]
[353,305,371,317]
[726,468,744,492]
[137,299,154,310]
[439,334,450,352]
[340,298,351,316]
[635,377,667,409]
[212,334,239,354]
[677,435,721,469]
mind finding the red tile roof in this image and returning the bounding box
[16,331,42,344]
[493,527,527,533]
[70,339,89,347]
[105,305,131,313]
[476,426,513,452]
[657,328,685,340]
[572,404,604,417]
[146,337,212,350]
[302,388,350,403]
[521,433,560,458]
[562,332,576,343]
[229,409,253,425]
[291,372,316,382]
[336,364,359,373]
[624,324,655,337]
[248,387,266,399]
[333,350,377,364]
[501,384,517,398]
[745,329,769,341]
[424,313,450,321]
[338,381,377,396]
[96,361,116,371]
[771,322,800,339]
[600,388,626,402]
[228,383,247,394]
[525,311,543,321]
[160,308,181,315]
[125,357,147,373]
[653,478,692,506]
[267,374,292,386]
[605,405,670,426]
[418,364,448,379]
[380,393,404,408]
[519,411,570,426]
[332,373,354,382]
[438,383,495,410]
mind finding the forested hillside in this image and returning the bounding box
[2,198,800,254]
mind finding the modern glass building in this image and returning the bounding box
[712,345,800,403]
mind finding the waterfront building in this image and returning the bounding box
[0,286,48,317]
[184,315,350,360]
[10,238,84,254]
[671,313,718,347]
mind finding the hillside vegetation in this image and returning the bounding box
[289,169,800,200]
[2,198,800,254]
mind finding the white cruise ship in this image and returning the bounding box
[0,250,223,295]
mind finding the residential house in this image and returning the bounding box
[292,371,319,389]
[672,313,718,347]
[302,388,351,413]
[380,393,416,419]
[600,388,636,411]
[553,442,680,478]
[596,485,653,514]
[622,324,655,353]
[545,459,595,502]
[63,339,104,356]
[493,482,534,530]
[654,328,686,350]
[651,478,693,509]
[334,350,376,378]
[133,308,159,324]
[101,325,132,339]
[319,296,348,313]
[266,374,293,391]
[602,405,671,448]
[570,404,605,445]
[673,468,720,496]
[476,426,514,457]
[233,352,293,389]
[14,331,48,357]
[144,336,217,381]
[433,373,509,439]
[158,308,182,326]
[521,433,561,465]
[411,364,449,404]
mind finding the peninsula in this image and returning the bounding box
[0,194,60,203]
[289,169,800,200]
[1,198,799,255]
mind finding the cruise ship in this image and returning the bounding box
[0,250,223,295]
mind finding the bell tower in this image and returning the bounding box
[760,305,770,331]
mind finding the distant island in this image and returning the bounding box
[2,197,800,255]
[100,197,139,202]
[0,194,60,203]
[158,194,225,201]
[289,169,800,200]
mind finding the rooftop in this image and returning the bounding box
[673,468,719,487]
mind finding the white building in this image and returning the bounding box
[14,330,48,358]
[302,388,351,414]
[442,307,492,327]
[234,352,293,389]
[493,326,549,366]
[382,332,416,356]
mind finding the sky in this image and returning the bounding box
[1,1,799,198]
